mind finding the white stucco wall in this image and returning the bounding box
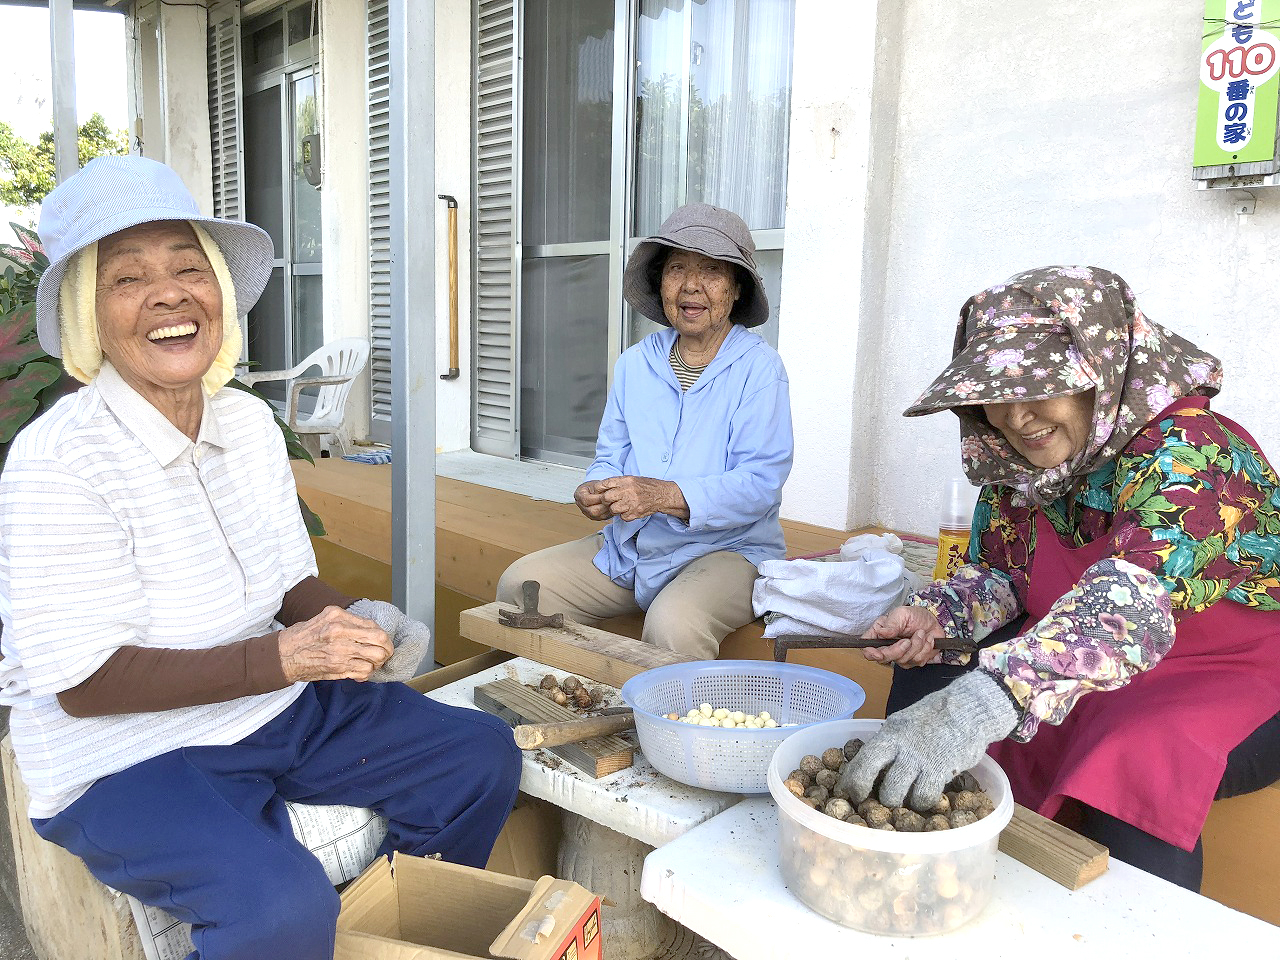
[319,0,373,439]
[784,0,1280,538]
[777,0,904,531]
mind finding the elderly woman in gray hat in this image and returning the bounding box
[0,157,519,960]
[498,203,793,660]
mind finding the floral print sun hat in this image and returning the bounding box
[904,265,1223,505]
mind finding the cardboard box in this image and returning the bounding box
[485,795,562,881]
[337,854,603,960]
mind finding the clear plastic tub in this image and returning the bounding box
[767,718,1012,936]
[620,661,865,794]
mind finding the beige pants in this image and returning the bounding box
[496,533,759,661]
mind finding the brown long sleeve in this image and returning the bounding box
[56,577,357,718]
[57,633,289,718]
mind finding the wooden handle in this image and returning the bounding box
[514,712,635,749]
[446,205,459,369]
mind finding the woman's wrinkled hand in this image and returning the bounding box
[574,480,612,521]
[860,605,945,668]
[597,475,688,522]
[278,606,394,683]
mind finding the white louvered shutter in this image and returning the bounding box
[471,0,520,457]
[206,0,242,221]
[367,0,392,437]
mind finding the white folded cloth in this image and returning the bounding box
[752,533,924,639]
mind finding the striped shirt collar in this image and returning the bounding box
[95,361,229,466]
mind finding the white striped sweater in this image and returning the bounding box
[0,364,314,817]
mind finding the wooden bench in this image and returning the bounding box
[293,457,1280,927]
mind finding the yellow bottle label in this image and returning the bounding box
[933,528,971,581]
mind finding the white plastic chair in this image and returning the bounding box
[238,338,370,457]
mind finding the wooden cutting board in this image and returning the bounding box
[473,677,634,779]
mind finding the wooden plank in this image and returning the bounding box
[998,803,1109,890]
[460,602,695,687]
[291,459,391,510]
[473,677,633,778]
[407,650,514,694]
[436,529,521,600]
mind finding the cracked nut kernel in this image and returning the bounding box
[824,798,853,820]
[787,769,813,789]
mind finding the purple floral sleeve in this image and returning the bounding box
[979,558,1175,740]
[907,564,1021,665]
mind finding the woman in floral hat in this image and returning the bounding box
[836,265,1280,890]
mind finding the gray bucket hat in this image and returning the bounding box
[622,202,769,328]
[35,156,274,357]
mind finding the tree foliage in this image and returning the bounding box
[0,112,128,213]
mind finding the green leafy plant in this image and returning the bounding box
[0,222,325,536]
[0,225,77,462]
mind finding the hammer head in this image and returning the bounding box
[498,580,565,630]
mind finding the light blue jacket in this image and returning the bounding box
[584,323,793,609]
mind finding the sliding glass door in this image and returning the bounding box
[515,0,795,464]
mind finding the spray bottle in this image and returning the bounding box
[932,476,978,581]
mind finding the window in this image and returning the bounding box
[472,0,795,464]
[238,0,322,405]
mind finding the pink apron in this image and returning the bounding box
[987,400,1280,850]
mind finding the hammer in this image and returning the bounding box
[498,580,565,630]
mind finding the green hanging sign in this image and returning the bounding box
[1193,0,1280,167]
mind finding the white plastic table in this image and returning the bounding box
[429,657,742,846]
[641,798,1280,957]
[429,657,745,958]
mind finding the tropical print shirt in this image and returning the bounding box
[910,406,1280,740]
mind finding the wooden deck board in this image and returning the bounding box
[292,459,861,574]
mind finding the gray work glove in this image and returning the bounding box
[835,671,1019,811]
[347,598,431,683]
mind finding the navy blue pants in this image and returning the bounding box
[33,680,521,960]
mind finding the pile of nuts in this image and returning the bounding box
[782,739,995,830]
[530,674,607,712]
[665,703,781,728]
[777,736,999,935]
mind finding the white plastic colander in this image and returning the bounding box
[620,660,866,793]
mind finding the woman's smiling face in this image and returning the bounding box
[95,220,223,401]
[982,390,1096,469]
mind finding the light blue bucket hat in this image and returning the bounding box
[35,156,274,357]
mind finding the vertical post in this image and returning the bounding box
[49,0,78,184]
[389,0,437,665]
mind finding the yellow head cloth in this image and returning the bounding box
[57,222,243,395]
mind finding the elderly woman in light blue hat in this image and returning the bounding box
[0,157,519,960]
[498,203,793,659]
